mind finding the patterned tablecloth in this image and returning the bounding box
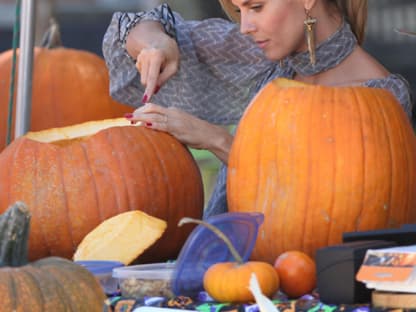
[102,292,397,312]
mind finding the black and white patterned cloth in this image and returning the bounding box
[102,3,415,218]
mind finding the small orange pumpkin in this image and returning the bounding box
[179,217,279,303]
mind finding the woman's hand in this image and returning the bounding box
[126,103,233,164]
[125,21,180,101]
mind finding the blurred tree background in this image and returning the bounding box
[0,0,415,205]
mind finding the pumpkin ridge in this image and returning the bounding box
[395,95,415,223]
[79,138,104,222]
[141,129,175,255]
[250,87,273,261]
[87,129,120,219]
[348,88,365,232]
[0,268,17,311]
[367,88,388,225]
[300,87,316,255]
[19,266,50,310]
[142,129,170,216]
[22,265,69,311]
[280,89,294,254]
[32,141,52,259]
[282,88,300,255]
[352,88,366,232]
[323,88,337,250]
[121,128,148,214]
[42,260,101,311]
[6,269,19,310]
[57,145,77,254]
[329,88,350,244]
[164,133,185,237]
[36,142,67,258]
[105,127,128,215]
[134,129,158,213]
[380,90,413,225]
[369,89,393,227]
[40,264,88,311]
[358,88,390,228]
[13,267,44,310]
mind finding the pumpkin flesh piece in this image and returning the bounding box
[73,210,167,265]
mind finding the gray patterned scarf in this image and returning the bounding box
[285,20,357,77]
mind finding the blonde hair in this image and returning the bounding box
[334,0,368,45]
[218,0,368,45]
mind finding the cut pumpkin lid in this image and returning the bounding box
[171,212,264,297]
[73,210,167,265]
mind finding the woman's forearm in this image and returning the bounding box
[205,126,234,165]
[125,21,167,59]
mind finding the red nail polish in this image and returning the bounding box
[145,122,152,127]
[141,94,148,103]
[130,120,137,125]
[124,113,133,118]
[154,85,161,94]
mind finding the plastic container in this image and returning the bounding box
[113,262,175,299]
[113,212,264,299]
[75,260,124,295]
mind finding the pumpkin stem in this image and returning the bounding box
[0,202,31,267]
[178,217,244,264]
[41,17,62,49]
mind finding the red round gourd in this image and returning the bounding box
[273,251,316,298]
[0,36,131,151]
[227,78,416,263]
[0,118,204,262]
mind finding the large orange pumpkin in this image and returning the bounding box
[0,118,204,262]
[227,78,416,263]
[0,35,131,151]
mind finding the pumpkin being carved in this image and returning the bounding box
[227,78,416,263]
[0,22,131,151]
[0,118,204,262]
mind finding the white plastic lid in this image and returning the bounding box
[112,262,175,280]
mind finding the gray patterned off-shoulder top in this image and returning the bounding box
[102,4,415,218]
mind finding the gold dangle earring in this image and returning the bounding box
[304,9,317,66]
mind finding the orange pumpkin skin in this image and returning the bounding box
[273,251,316,298]
[0,47,131,151]
[203,261,279,303]
[0,123,204,262]
[0,257,106,311]
[227,78,416,263]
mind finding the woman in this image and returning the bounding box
[102,0,414,218]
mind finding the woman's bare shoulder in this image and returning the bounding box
[341,47,390,82]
